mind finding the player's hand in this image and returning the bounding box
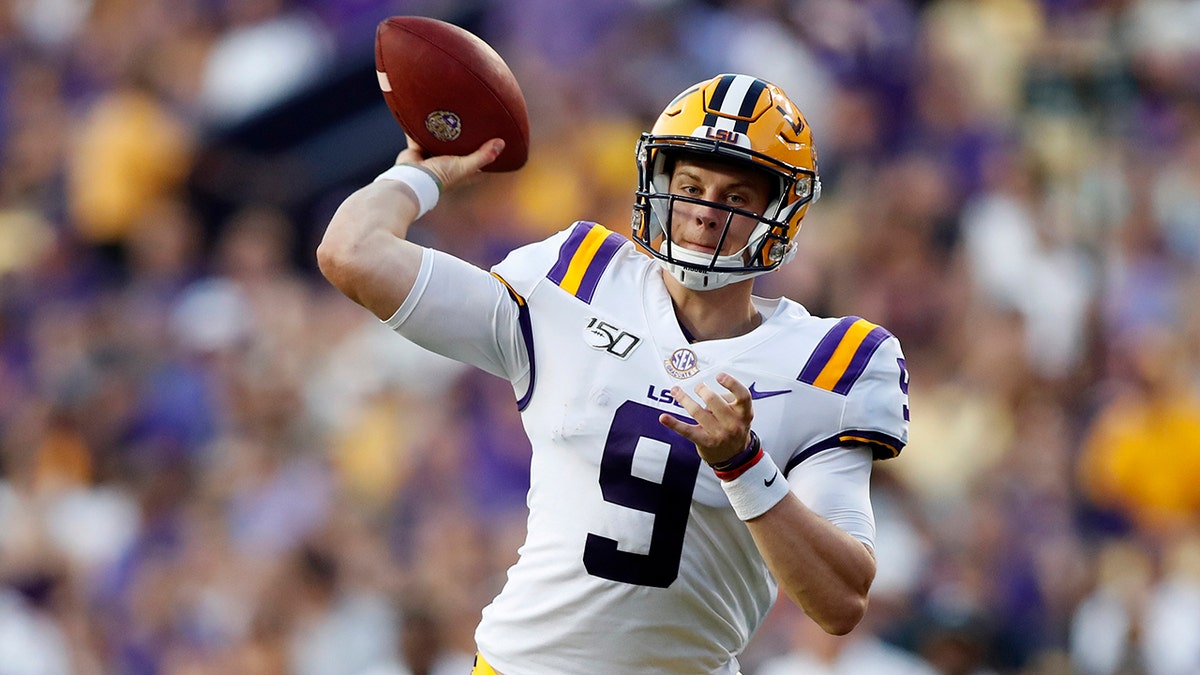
[394,134,504,189]
[660,372,754,466]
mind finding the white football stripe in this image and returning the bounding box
[718,75,755,116]
[376,70,392,93]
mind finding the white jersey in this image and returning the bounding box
[387,222,910,675]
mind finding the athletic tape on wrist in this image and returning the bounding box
[374,164,441,218]
[720,452,790,521]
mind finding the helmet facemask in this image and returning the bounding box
[633,134,817,291]
[631,74,820,291]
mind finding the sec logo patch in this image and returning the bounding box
[665,348,699,379]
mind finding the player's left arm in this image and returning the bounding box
[661,377,874,635]
[662,341,908,636]
[741,453,877,636]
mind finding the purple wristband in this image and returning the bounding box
[711,431,761,473]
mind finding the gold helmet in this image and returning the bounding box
[633,74,820,290]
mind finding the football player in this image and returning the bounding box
[318,73,909,675]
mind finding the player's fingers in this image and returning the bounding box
[659,412,697,439]
[696,381,739,422]
[397,133,428,161]
[469,137,505,169]
[669,385,707,420]
[427,138,505,187]
[716,372,753,415]
[716,372,749,399]
[694,382,735,417]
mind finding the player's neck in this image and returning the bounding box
[662,271,761,342]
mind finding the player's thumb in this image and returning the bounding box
[466,138,505,171]
[428,139,505,188]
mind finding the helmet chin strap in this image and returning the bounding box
[657,241,750,291]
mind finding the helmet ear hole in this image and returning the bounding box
[769,240,788,262]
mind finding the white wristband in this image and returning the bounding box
[720,453,790,521]
[374,164,441,219]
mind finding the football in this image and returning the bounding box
[374,16,529,172]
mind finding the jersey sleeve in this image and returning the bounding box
[386,222,619,411]
[787,445,876,549]
[839,333,909,460]
[384,247,532,392]
[790,316,910,463]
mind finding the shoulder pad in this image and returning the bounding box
[797,317,910,460]
[545,221,626,303]
[797,316,894,395]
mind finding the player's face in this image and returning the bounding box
[667,157,773,257]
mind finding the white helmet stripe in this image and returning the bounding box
[716,75,756,116]
[711,117,738,132]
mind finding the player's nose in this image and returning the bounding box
[691,200,725,228]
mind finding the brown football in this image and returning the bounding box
[374,16,529,172]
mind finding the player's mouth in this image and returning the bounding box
[680,241,720,255]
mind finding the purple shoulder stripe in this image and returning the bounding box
[547,222,594,286]
[545,221,625,304]
[831,325,892,395]
[797,317,858,385]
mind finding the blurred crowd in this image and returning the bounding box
[1,0,1200,673]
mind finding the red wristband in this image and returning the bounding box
[712,432,764,481]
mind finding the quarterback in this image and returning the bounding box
[318,74,909,674]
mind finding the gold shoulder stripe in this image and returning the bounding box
[797,316,893,395]
[559,225,612,296]
[546,222,625,304]
[491,272,525,306]
[810,319,877,391]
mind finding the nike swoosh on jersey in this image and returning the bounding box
[748,383,792,400]
[764,471,779,487]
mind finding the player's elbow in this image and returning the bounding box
[317,213,419,320]
[316,189,378,289]
[316,227,359,294]
[782,585,869,636]
[316,217,386,306]
[812,594,869,636]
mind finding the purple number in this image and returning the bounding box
[583,400,702,587]
[897,357,910,421]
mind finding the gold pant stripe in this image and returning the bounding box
[472,653,500,675]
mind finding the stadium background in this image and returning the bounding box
[1,0,1199,673]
